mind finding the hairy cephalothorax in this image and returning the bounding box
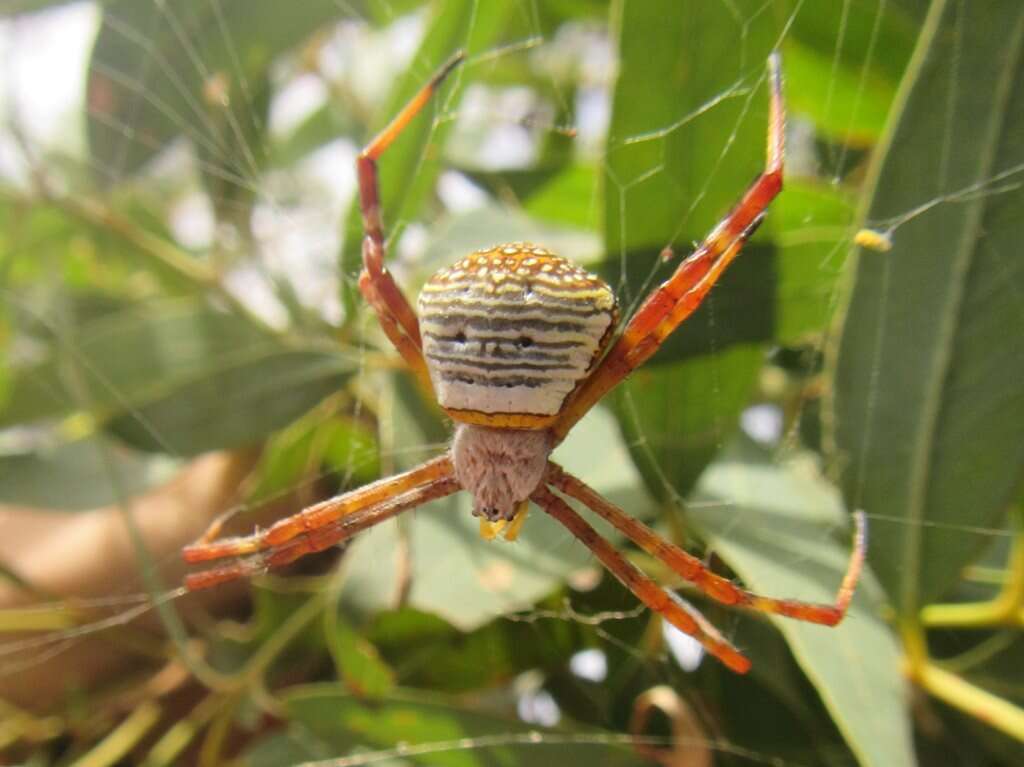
[452,425,551,522]
[182,51,867,674]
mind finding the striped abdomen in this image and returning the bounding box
[418,243,617,429]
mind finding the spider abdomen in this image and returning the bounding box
[418,243,617,429]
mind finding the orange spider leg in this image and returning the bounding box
[356,51,466,390]
[183,455,453,564]
[185,475,461,591]
[532,485,751,673]
[552,53,784,442]
[547,464,866,626]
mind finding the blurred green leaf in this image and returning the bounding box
[598,245,776,363]
[108,346,355,455]
[523,163,601,231]
[787,0,924,84]
[612,345,763,500]
[240,733,320,767]
[193,70,271,226]
[783,39,893,144]
[265,101,360,170]
[691,439,914,767]
[327,615,396,698]
[605,163,853,366]
[246,415,379,506]
[367,606,581,693]
[0,434,179,510]
[420,206,600,274]
[772,180,854,341]
[785,0,923,143]
[829,1,1024,612]
[86,0,342,183]
[265,683,643,766]
[3,298,271,425]
[2,297,354,455]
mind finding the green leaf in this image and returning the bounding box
[2,298,269,426]
[828,1,1024,612]
[326,615,396,698]
[598,245,776,363]
[3,298,355,455]
[523,163,601,231]
[108,346,355,455]
[785,0,923,143]
[420,206,600,276]
[367,607,581,693]
[0,434,180,511]
[612,345,763,500]
[788,0,923,84]
[783,40,893,144]
[265,101,360,170]
[773,180,854,341]
[86,0,342,183]
[246,415,379,506]
[267,683,643,766]
[691,439,914,767]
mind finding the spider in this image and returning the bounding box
[183,51,866,674]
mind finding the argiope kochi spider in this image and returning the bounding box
[183,51,866,674]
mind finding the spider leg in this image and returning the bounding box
[552,54,784,441]
[547,464,865,625]
[183,455,454,565]
[531,485,751,673]
[356,51,465,391]
[185,475,461,590]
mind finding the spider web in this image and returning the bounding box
[0,1,1020,765]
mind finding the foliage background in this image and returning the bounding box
[0,1,1021,765]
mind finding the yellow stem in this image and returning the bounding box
[0,698,63,750]
[197,694,239,767]
[900,620,929,680]
[921,515,1024,628]
[68,701,162,767]
[0,606,77,632]
[916,661,1024,742]
[141,693,223,767]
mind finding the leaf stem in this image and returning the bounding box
[920,511,1024,628]
[68,700,162,767]
[913,659,1024,742]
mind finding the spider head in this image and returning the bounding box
[452,424,551,521]
[418,242,617,430]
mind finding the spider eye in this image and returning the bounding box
[454,331,467,344]
[517,336,533,348]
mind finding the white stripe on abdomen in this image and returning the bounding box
[417,243,616,418]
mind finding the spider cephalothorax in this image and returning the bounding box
[183,51,867,675]
[451,424,550,522]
